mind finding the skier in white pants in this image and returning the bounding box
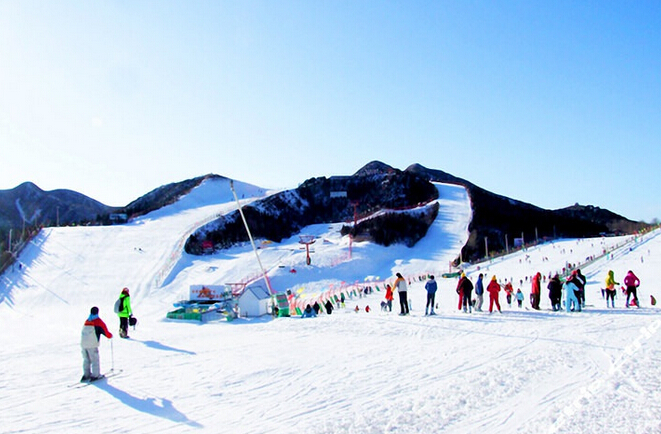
[81,306,113,382]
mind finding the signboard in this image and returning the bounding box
[189,285,230,301]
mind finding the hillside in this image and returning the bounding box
[406,163,650,261]
[1,177,660,434]
[1,162,650,275]
[184,165,439,254]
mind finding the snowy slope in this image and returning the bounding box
[1,180,660,434]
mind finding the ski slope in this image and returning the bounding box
[1,178,660,434]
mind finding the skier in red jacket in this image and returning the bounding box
[80,306,113,382]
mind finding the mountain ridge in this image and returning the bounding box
[0,162,650,264]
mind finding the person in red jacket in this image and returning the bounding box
[623,270,641,308]
[80,306,113,382]
[385,284,394,312]
[487,275,502,313]
[531,272,542,310]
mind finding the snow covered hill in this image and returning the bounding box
[1,179,660,434]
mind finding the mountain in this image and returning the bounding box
[0,162,650,265]
[0,181,114,233]
[185,164,439,253]
[184,161,650,260]
[120,174,226,218]
[405,163,649,261]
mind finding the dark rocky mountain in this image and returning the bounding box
[185,161,650,259]
[0,182,116,270]
[1,162,651,268]
[185,165,439,253]
[0,182,114,233]
[406,163,649,261]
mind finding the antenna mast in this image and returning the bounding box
[230,180,274,294]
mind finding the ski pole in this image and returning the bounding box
[110,338,115,373]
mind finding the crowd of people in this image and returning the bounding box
[299,262,648,322]
[295,266,644,321]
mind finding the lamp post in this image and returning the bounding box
[484,236,489,259]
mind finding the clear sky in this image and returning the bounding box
[1,1,659,222]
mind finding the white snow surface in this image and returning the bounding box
[1,178,660,434]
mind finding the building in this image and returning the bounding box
[237,284,272,317]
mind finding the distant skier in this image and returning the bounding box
[474,274,485,312]
[425,275,438,315]
[116,287,133,338]
[547,274,563,311]
[623,270,640,308]
[394,273,409,315]
[504,281,514,308]
[80,306,113,382]
[605,270,619,308]
[487,275,501,313]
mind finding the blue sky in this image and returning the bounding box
[1,1,659,222]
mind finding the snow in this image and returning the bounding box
[1,178,660,434]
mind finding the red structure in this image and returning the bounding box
[299,235,316,265]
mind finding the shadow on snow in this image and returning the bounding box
[93,382,203,428]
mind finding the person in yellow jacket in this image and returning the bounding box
[605,270,619,308]
[117,287,133,338]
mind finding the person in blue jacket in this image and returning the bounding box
[301,304,317,318]
[564,276,582,312]
[474,274,484,312]
[425,275,438,315]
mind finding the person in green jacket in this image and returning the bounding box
[605,270,619,308]
[117,287,133,338]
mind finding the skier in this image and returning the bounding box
[605,270,619,308]
[504,281,514,308]
[324,299,334,315]
[547,274,563,311]
[623,270,640,308]
[515,288,524,308]
[425,275,438,315]
[564,275,581,312]
[474,274,485,312]
[116,287,133,338]
[487,276,501,313]
[80,306,113,382]
[394,273,409,315]
[531,272,542,310]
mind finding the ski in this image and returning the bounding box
[68,369,123,388]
